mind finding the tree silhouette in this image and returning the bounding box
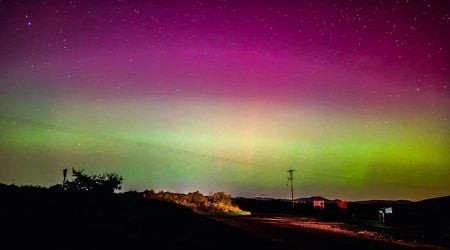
[65,168,123,193]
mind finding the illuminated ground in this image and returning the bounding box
[213,215,445,250]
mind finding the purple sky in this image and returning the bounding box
[0,0,449,200]
[2,0,449,100]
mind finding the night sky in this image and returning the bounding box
[0,0,449,200]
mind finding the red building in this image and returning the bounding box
[313,200,325,209]
[337,200,348,210]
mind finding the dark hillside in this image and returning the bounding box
[0,185,280,250]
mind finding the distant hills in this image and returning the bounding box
[352,199,412,205]
[249,195,450,206]
[414,195,450,205]
[250,196,413,206]
[251,196,333,202]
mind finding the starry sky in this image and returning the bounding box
[0,0,449,201]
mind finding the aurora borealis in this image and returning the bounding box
[0,0,449,201]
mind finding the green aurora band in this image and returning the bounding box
[1,95,449,200]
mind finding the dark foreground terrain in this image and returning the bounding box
[213,215,445,250]
[0,185,269,250]
[0,184,447,250]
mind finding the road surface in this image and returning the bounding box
[212,214,446,250]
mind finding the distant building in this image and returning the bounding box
[336,200,348,210]
[313,200,325,209]
[378,207,393,223]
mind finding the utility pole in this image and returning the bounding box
[63,168,68,186]
[287,169,295,208]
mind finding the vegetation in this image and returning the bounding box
[143,190,250,215]
[52,168,123,193]
[0,184,268,250]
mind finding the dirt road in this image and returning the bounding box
[212,215,446,250]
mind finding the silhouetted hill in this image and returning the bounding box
[354,200,412,205]
[415,195,450,205]
[0,184,280,250]
[252,196,287,201]
[385,195,450,245]
[295,196,332,203]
